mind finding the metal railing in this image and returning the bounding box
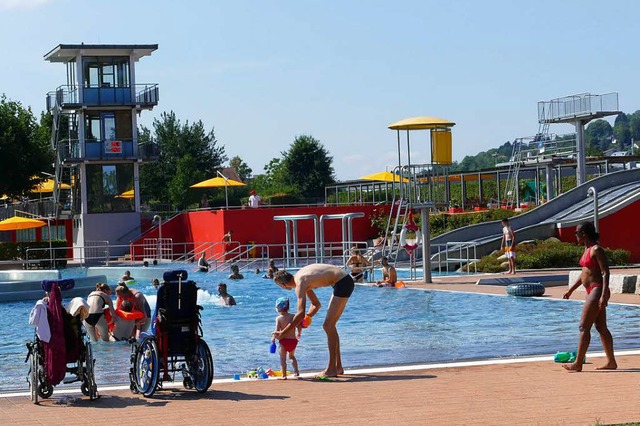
[538,92,619,123]
[18,239,481,280]
[57,138,160,162]
[46,83,159,110]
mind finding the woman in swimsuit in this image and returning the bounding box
[346,247,370,283]
[562,221,617,372]
[83,283,114,342]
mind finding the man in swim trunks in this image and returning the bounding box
[562,221,617,372]
[273,264,354,378]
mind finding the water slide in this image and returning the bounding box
[429,167,640,259]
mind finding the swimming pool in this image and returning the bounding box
[1,267,639,392]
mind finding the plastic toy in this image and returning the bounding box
[269,342,277,353]
[301,314,312,328]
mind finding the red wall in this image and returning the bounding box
[131,205,386,260]
[557,199,640,262]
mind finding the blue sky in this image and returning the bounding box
[1,0,638,180]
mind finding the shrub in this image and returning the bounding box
[473,240,630,272]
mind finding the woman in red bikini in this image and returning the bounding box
[562,221,617,372]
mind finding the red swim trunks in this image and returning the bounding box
[280,338,298,352]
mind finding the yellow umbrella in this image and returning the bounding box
[190,177,245,188]
[116,189,135,199]
[190,176,246,209]
[360,171,410,183]
[30,179,71,194]
[0,216,46,231]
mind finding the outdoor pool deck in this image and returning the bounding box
[2,269,640,425]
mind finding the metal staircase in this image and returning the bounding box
[49,95,76,219]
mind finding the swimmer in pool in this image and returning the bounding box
[273,264,354,378]
[346,247,370,283]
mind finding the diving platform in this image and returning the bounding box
[537,92,620,124]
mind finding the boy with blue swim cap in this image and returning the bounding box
[271,296,301,379]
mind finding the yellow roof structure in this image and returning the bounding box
[116,189,135,199]
[360,171,410,183]
[30,179,71,194]
[388,116,456,130]
[0,216,46,231]
[190,177,246,188]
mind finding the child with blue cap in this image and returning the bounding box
[271,296,302,379]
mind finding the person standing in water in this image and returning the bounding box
[273,264,354,378]
[562,221,617,372]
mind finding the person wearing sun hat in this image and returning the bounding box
[248,189,261,208]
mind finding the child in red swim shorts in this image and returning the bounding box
[271,297,302,379]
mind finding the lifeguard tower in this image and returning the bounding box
[386,116,456,282]
[44,44,160,259]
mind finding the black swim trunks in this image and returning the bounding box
[332,274,355,298]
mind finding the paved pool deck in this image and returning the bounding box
[2,269,640,425]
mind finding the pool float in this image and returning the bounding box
[505,282,545,297]
[123,279,137,286]
[399,212,422,253]
[394,281,406,288]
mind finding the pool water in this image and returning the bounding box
[2,268,640,392]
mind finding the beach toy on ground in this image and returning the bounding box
[568,350,585,363]
[259,373,269,379]
[247,370,258,379]
[301,314,312,328]
[554,351,572,363]
[269,342,277,353]
[266,369,274,376]
[233,374,241,380]
[554,350,585,363]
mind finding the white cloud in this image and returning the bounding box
[0,0,50,11]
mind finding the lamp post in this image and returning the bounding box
[587,187,598,233]
[216,170,229,209]
[153,214,162,262]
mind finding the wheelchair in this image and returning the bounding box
[25,279,98,404]
[129,270,213,397]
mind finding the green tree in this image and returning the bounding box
[229,156,252,181]
[139,111,227,208]
[585,119,613,152]
[629,110,640,147]
[279,135,336,199]
[613,113,631,150]
[0,95,53,196]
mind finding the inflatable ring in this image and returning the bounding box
[399,227,422,251]
[505,282,545,297]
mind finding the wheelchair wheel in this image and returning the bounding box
[131,337,159,397]
[38,383,53,399]
[191,340,213,393]
[81,343,99,400]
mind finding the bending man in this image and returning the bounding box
[273,264,354,378]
